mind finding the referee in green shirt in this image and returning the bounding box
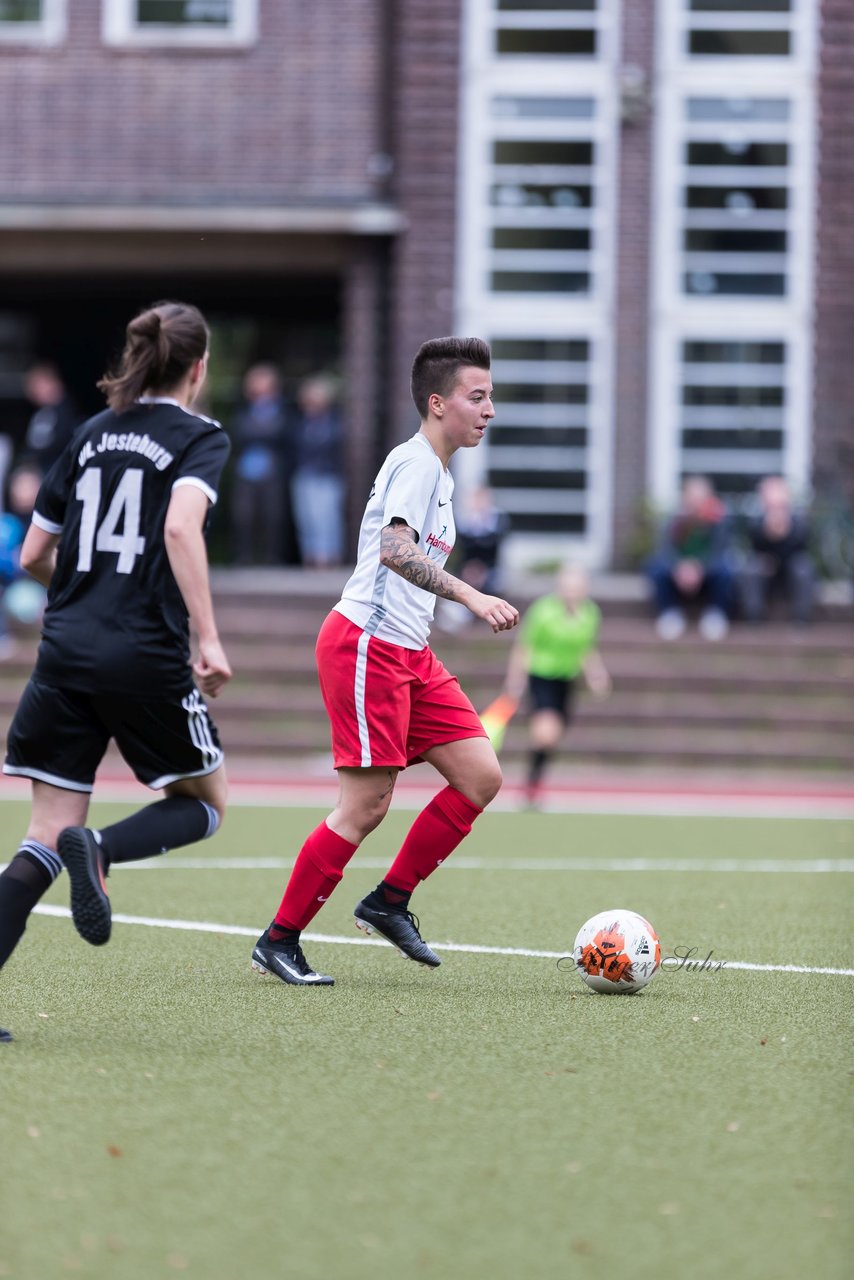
[504,565,611,806]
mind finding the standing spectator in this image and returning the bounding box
[502,564,611,808]
[291,374,345,568]
[23,363,81,475]
[231,363,293,565]
[646,475,734,640]
[740,476,815,624]
[0,465,45,659]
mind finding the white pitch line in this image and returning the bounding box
[42,855,853,874]
[31,904,854,977]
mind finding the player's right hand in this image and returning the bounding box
[193,638,233,697]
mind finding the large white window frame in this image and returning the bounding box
[102,0,258,48]
[648,0,817,511]
[0,0,65,44]
[456,0,622,570]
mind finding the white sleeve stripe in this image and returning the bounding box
[31,511,63,535]
[172,476,218,505]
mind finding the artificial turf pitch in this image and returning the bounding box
[1,798,851,1280]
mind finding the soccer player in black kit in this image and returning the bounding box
[0,301,232,1044]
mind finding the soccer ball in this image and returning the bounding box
[572,909,661,994]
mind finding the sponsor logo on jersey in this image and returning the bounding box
[426,527,453,556]
[78,432,175,472]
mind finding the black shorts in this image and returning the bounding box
[528,674,577,725]
[3,676,223,793]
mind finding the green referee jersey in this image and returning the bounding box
[520,595,601,680]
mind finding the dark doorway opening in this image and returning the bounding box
[0,272,341,563]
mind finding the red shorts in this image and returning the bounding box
[316,610,487,769]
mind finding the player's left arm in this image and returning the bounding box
[19,524,59,587]
[581,650,611,697]
[380,519,519,633]
[164,485,232,697]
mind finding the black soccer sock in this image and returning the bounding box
[527,749,549,789]
[0,843,63,971]
[267,923,300,944]
[96,797,220,866]
[377,880,412,909]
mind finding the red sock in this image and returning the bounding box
[384,786,483,893]
[274,822,358,931]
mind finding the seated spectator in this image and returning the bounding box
[291,374,345,568]
[739,476,815,624]
[231,363,294,565]
[646,475,734,640]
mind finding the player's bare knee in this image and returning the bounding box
[469,759,503,808]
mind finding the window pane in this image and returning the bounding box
[492,227,591,250]
[0,0,41,18]
[689,1,790,10]
[683,386,784,407]
[687,141,788,166]
[137,1,232,26]
[494,140,594,166]
[492,272,590,291]
[490,425,588,447]
[498,0,596,9]
[686,97,790,121]
[497,29,596,55]
[684,229,786,252]
[498,382,588,404]
[687,471,768,495]
[492,338,589,360]
[685,186,788,210]
[684,272,786,295]
[681,428,784,449]
[492,96,595,119]
[502,512,586,533]
[682,341,784,363]
[689,30,791,56]
[492,183,593,208]
[489,468,587,490]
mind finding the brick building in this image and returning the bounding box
[0,0,850,570]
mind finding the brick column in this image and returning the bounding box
[610,3,657,566]
[342,239,391,555]
[385,0,463,446]
[813,0,854,506]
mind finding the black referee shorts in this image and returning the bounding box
[527,674,577,725]
[3,676,223,793]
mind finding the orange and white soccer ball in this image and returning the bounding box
[573,909,661,994]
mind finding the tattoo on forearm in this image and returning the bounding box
[381,525,459,600]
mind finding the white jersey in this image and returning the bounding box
[335,432,455,649]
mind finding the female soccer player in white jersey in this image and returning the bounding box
[252,336,519,986]
[0,301,232,1043]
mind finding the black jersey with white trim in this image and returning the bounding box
[32,400,230,695]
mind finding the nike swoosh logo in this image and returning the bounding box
[317,895,329,902]
[438,500,449,507]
